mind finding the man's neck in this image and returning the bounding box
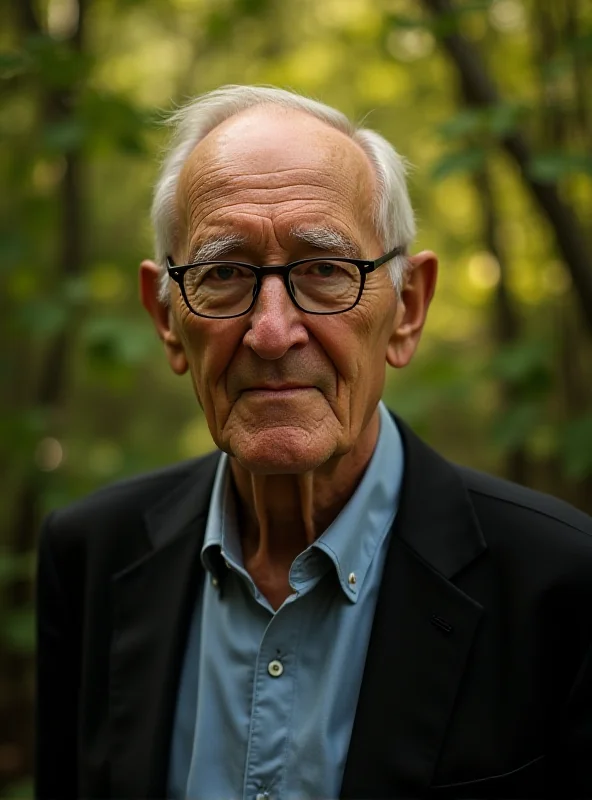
[228,410,380,608]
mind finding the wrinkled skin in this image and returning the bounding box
[141,106,437,607]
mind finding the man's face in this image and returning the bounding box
[154,108,414,474]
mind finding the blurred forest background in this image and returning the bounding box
[1,0,591,794]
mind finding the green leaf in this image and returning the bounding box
[541,55,572,82]
[2,777,34,798]
[431,146,486,181]
[488,103,522,137]
[2,608,35,654]
[438,104,522,141]
[0,50,30,78]
[491,402,542,452]
[62,275,90,305]
[43,119,88,153]
[0,232,26,270]
[235,0,272,16]
[488,340,551,387]
[570,32,592,55]
[83,316,154,368]
[0,552,35,582]
[486,344,552,402]
[528,152,592,182]
[204,9,235,41]
[429,1,492,38]
[385,14,425,31]
[16,299,69,336]
[24,34,93,89]
[79,90,152,155]
[561,415,592,479]
[438,109,484,140]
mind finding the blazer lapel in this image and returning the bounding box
[109,452,220,799]
[341,420,487,798]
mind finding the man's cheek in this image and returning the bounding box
[188,370,205,409]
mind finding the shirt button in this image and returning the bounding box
[211,577,219,588]
[267,659,284,678]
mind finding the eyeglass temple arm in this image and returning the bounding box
[367,245,405,273]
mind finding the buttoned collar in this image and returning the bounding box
[310,402,403,601]
[201,402,405,603]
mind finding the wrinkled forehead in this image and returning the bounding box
[175,106,377,245]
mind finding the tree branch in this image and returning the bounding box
[421,0,592,336]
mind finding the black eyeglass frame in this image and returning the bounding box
[165,245,405,319]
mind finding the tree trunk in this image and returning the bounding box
[473,163,528,485]
[421,0,592,337]
[0,0,87,792]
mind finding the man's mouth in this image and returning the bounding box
[242,384,317,396]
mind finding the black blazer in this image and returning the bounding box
[35,416,592,799]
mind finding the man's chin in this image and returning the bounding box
[224,427,336,475]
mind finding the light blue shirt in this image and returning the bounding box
[169,402,404,800]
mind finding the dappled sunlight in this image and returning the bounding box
[3,0,592,791]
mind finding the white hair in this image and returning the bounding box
[152,85,416,301]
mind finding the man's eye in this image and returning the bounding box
[212,265,237,281]
[309,262,336,277]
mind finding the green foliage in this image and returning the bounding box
[431,146,486,180]
[491,401,542,452]
[82,316,155,370]
[1,0,592,790]
[1,608,35,655]
[1,776,34,799]
[15,298,69,336]
[438,104,524,141]
[432,104,526,180]
[0,554,35,583]
[20,34,93,88]
[488,340,553,397]
[528,153,592,182]
[562,415,592,479]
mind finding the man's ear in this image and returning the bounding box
[386,250,438,369]
[139,259,188,375]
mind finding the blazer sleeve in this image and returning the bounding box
[35,512,80,800]
[555,637,592,797]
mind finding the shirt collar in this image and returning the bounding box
[200,453,235,582]
[201,402,404,600]
[312,401,404,602]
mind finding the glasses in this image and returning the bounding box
[166,245,404,319]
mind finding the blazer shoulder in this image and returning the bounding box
[43,450,220,548]
[457,464,592,538]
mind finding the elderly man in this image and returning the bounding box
[36,86,592,800]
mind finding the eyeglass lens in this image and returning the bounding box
[182,260,362,317]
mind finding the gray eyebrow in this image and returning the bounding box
[290,226,361,258]
[189,234,248,263]
[187,227,360,265]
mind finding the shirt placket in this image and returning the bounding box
[243,603,303,800]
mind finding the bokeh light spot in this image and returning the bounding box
[35,438,64,472]
[488,0,526,33]
[387,28,435,62]
[468,252,501,290]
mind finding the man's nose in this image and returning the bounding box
[242,275,309,359]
